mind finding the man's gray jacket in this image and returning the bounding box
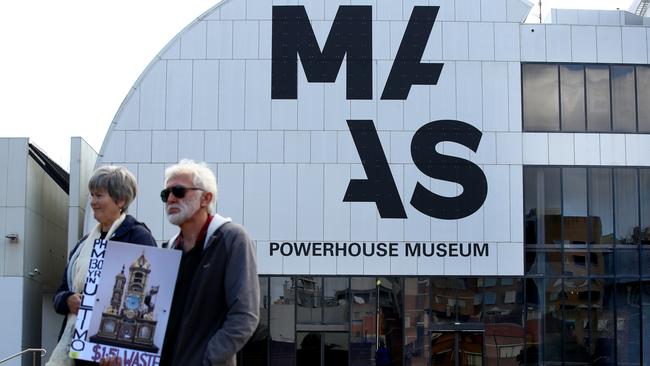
[165,215,260,366]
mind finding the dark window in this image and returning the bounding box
[586,65,611,131]
[523,64,560,131]
[296,332,321,365]
[642,249,650,277]
[324,333,348,366]
[539,278,563,364]
[485,292,497,305]
[404,278,429,365]
[270,277,295,366]
[377,278,402,365]
[526,249,562,276]
[524,167,562,245]
[562,277,590,363]
[564,249,588,276]
[615,249,639,276]
[431,278,459,323]
[614,169,639,244]
[240,277,269,366]
[323,278,349,324]
[350,278,376,366]
[589,168,614,245]
[640,169,650,245]
[643,282,650,361]
[611,65,637,132]
[562,168,588,244]
[524,62,650,133]
[590,278,615,363]
[637,66,650,132]
[590,249,615,276]
[560,64,586,131]
[297,277,323,323]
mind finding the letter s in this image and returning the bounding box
[410,120,488,220]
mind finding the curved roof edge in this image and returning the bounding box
[95,0,232,167]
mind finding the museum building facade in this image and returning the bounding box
[88,0,650,364]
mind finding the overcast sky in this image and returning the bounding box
[0,0,635,169]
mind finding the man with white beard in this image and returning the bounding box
[158,159,259,366]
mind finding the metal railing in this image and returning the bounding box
[0,348,46,366]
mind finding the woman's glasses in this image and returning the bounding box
[160,185,205,203]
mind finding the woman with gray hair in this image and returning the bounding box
[48,166,156,366]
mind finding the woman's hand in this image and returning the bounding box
[99,356,122,366]
[66,293,82,314]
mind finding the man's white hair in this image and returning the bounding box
[164,159,217,214]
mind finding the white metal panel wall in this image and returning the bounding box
[92,0,650,276]
[0,277,23,366]
[1,138,27,277]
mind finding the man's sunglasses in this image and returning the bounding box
[160,185,205,203]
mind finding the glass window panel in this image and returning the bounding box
[564,249,589,277]
[431,332,455,364]
[560,64,586,131]
[241,277,269,365]
[590,278,615,364]
[350,278,376,366]
[485,292,497,305]
[324,332,349,366]
[377,278,402,366]
[270,277,295,366]
[643,249,650,277]
[589,168,614,245]
[524,278,544,364]
[640,170,650,245]
[590,249,615,277]
[323,277,349,324]
[615,169,639,244]
[524,167,562,246]
[526,278,563,364]
[458,278,482,323]
[611,65,637,132]
[296,332,321,365]
[486,276,523,354]
[431,278,459,323]
[616,278,641,365]
[544,278,563,364]
[642,281,650,362]
[526,249,562,275]
[616,249,639,276]
[296,276,322,323]
[523,64,560,131]
[404,278,430,366]
[563,168,589,244]
[637,66,650,132]
[586,65,611,131]
[562,277,590,364]
[524,167,539,245]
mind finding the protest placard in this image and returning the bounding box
[70,239,180,364]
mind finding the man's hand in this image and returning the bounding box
[66,293,82,314]
[99,356,122,366]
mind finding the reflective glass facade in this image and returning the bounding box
[523,63,650,133]
[239,273,648,365]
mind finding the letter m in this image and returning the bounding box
[272,6,372,100]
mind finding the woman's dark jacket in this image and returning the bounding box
[52,215,156,365]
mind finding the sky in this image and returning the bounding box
[0,0,636,170]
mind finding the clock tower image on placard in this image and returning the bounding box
[90,251,160,352]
